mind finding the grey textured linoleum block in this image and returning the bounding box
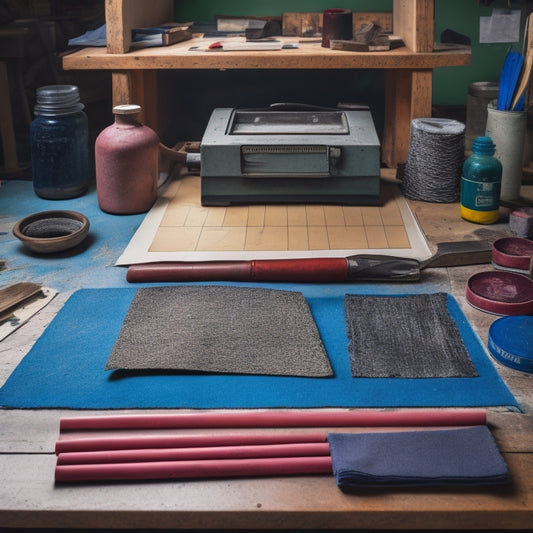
[106,286,333,377]
[345,293,478,378]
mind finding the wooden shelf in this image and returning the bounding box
[63,39,471,71]
[61,0,471,167]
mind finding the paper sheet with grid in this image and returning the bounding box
[116,175,431,265]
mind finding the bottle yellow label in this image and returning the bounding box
[460,204,499,224]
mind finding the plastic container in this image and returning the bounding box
[485,101,527,203]
[460,136,502,224]
[30,85,89,199]
[465,82,499,154]
[488,316,533,373]
[95,104,159,214]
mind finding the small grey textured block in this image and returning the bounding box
[509,208,533,238]
[106,286,333,377]
[345,292,478,378]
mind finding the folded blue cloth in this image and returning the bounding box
[327,426,510,490]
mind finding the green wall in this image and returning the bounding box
[174,0,526,106]
[174,0,392,20]
[434,0,522,105]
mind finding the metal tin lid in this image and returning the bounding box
[488,316,533,373]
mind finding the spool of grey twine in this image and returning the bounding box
[400,118,466,203]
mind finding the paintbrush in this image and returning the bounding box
[498,50,523,110]
[511,14,533,110]
[126,240,493,283]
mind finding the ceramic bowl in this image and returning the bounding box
[13,210,90,254]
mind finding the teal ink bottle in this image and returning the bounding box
[30,85,89,199]
[460,136,502,224]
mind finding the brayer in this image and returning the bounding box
[126,240,492,283]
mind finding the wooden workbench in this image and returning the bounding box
[0,176,532,530]
[62,0,471,168]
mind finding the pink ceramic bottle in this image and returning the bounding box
[95,104,159,214]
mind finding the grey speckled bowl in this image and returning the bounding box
[13,210,90,253]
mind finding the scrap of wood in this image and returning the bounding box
[354,23,385,44]
[282,11,392,37]
[354,12,393,33]
[215,15,282,23]
[0,286,57,342]
[157,23,193,46]
[330,40,387,52]
[282,12,322,37]
[0,282,42,315]
[330,35,404,52]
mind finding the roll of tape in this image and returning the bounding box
[322,8,353,48]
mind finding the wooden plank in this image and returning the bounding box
[105,0,128,53]
[381,68,432,167]
[282,12,322,37]
[105,0,174,53]
[382,70,413,167]
[63,41,470,71]
[111,71,133,104]
[410,69,433,117]
[393,0,434,52]
[282,12,392,37]
[111,70,158,130]
[0,282,42,314]
[0,61,19,172]
[0,451,532,529]
[354,12,393,33]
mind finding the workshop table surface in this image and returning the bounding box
[0,177,532,530]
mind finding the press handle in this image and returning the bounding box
[346,255,421,281]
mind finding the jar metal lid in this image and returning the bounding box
[34,84,84,116]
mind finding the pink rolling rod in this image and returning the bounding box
[55,409,487,483]
[55,456,334,482]
[55,432,328,454]
[57,442,332,465]
[59,409,487,431]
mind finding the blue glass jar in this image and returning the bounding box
[30,85,89,199]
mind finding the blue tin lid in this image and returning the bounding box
[488,316,533,373]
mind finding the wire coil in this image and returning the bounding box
[401,118,466,203]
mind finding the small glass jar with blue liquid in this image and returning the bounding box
[460,136,502,224]
[30,85,89,199]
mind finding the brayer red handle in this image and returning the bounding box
[126,258,348,283]
[251,257,348,281]
[126,256,422,283]
[127,261,254,283]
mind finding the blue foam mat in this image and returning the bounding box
[0,288,520,410]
